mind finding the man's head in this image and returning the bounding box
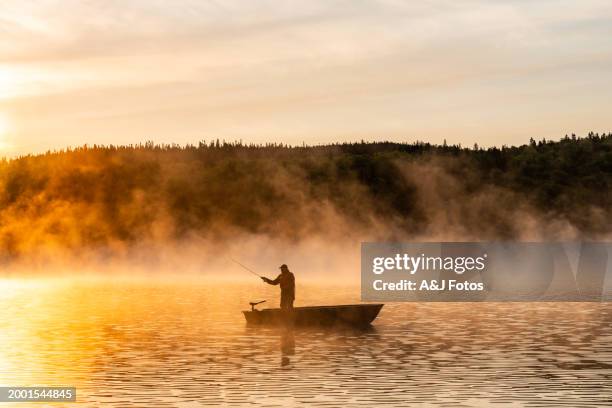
[279,264,289,273]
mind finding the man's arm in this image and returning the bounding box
[262,274,281,285]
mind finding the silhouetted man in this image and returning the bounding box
[262,264,295,310]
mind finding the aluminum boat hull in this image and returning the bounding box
[243,304,384,327]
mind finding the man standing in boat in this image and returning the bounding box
[262,264,295,310]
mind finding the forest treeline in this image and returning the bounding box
[1,133,611,260]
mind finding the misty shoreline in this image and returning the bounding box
[1,134,611,268]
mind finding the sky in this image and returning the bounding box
[0,0,611,156]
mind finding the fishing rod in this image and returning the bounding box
[229,257,263,278]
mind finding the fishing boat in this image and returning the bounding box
[243,302,384,327]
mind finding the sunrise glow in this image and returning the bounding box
[0,114,10,149]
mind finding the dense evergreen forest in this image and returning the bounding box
[1,133,611,260]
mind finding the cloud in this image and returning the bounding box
[1,1,612,155]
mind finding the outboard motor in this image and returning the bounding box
[249,300,266,311]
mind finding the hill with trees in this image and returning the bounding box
[1,133,611,261]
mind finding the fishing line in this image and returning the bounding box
[229,257,262,278]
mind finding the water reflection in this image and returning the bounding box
[1,277,611,407]
[280,329,295,367]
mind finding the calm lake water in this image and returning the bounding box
[1,276,611,407]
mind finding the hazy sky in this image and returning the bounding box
[1,0,611,156]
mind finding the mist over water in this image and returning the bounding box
[1,137,611,274]
[1,139,611,406]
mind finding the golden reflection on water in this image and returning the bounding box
[1,276,611,407]
[0,279,94,387]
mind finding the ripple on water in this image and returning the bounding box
[1,279,611,407]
